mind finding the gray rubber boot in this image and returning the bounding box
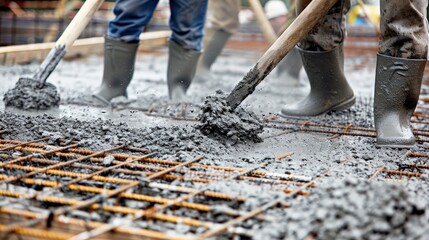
[374,54,426,148]
[93,37,138,104]
[280,46,355,117]
[277,47,304,86]
[194,29,231,82]
[167,41,201,101]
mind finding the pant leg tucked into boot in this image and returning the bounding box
[93,37,138,104]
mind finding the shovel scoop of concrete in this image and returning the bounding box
[3,77,60,110]
[196,90,264,144]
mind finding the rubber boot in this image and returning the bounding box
[93,37,138,104]
[167,41,201,101]
[374,54,426,148]
[280,46,355,117]
[194,29,231,82]
[277,47,304,86]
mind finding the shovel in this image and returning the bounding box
[3,0,104,110]
[28,0,104,88]
[225,0,340,110]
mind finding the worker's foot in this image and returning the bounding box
[279,46,355,118]
[65,94,110,107]
[194,66,215,83]
[167,41,201,101]
[194,29,231,83]
[277,47,305,87]
[169,87,187,102]
[374,54,426,148]
[95,36,138,102]
[280,95,355,118]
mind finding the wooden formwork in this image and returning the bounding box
[0,30,171,65]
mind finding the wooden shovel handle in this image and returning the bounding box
[226,0,339,110]
[56,0,104,49]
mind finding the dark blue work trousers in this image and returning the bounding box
[108,0,208,51]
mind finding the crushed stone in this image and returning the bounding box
[254,177,429,240]
[0,112,227,157]
[4,78,60,110]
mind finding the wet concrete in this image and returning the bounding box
[0,48,428,239]
[254,178,429,239]
[4,78,60,110]
[197,90,263,144]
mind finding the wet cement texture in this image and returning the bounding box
[0,49,428,239]
[254,178,429,240]
[3,78,60,110]
[0,112,227,157]
[197,90,263,144]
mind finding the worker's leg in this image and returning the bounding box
[167,0,208,100]
[280,0,355,117]
[194,0,241,82]
[93,0,159,104]
[374,0,428,148]
[107,0,159,43]
[276,0,304,86]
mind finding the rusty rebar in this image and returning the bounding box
[54,155,204,217]
[382,169,427,178]
[67,160,271,240]
[0,145,122,185]
[197,159,351,239]
[0,163,245,201]
[0,207,193,240]
[0,141,309,182]
[0,136,50,152]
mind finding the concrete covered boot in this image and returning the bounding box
[93,37,138,104]
[167,41,201,101]
[280,46,355,117]
[194,29,231,82]
[374,54,426,148]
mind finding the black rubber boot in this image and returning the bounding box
[374,54,426,148]
[93,37,138,104]
[167,41,201,101]
[194,29,231,82]
[280,46,355,117]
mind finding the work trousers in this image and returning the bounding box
[205,0,241,34]
[297,0,428,59]
[107,0,208,51]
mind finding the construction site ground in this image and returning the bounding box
[0,39,428,239]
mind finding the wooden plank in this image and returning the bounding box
[0,31,171,65]
[19,1,115,11]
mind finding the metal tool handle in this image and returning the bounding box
[226,0,339,110]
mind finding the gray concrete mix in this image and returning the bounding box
[4,77,60,110]
[0,47,428,239]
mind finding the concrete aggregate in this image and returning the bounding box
[197,90,263,144]
[0,51,428,239]
[254,178,429,240]
[4,78,60,110]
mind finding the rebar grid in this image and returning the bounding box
[263,117,429,143]
[369,152,429,181]
[0,137,313,239]
[110,100,429,144]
